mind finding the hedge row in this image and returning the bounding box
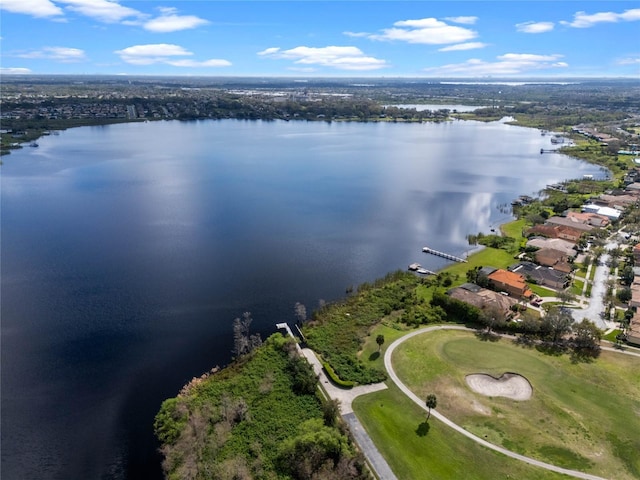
[322,361,355,389]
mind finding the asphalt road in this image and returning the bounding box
[569,241,617,329]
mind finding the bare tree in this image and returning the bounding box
[294,302,307,324]
[232,311,261,358]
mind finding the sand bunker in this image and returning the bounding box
[465,373,532,401]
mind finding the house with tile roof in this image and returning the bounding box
[487,269,533,299]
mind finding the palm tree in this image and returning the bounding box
[425,394,437,421]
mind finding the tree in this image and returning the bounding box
[294,302,307,324]
[375,334,385,352]
[617,286,632,303]
[232,312,262,358]
[541,306,573,346]
[425,394,437,421]
[480,305,506,334]
[571,319,602,358]
[557,289,577,306]
[621,265,635,286]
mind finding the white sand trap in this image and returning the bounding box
[465,373,532,401]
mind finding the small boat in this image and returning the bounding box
[29,142,39,147]
[416,268,430,274]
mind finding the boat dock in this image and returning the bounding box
[408,263,436,275]
[422,246,467,263]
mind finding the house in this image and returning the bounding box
[630,280,640,309]
[510,262,570,290]
[581,204,622,221]
[565,211,610,228]
[525,224,585,243]
[627,312,640,346]
[533,248,573,273]
[447,283,518,318]
[545,216,594,232]
[591,194,638,210]
[526,237,577,257]
[487,269,533,299]
[633,244,640,265]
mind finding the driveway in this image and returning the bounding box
[570,241,618,330]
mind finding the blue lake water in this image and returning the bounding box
[0,118,604,479]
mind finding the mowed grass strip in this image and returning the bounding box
[352,385,565,480]
[393,329,640,479]
[438,247,515,286]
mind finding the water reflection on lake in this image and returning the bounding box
[1,118,603,479]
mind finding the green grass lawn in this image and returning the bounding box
[388,329,640,480]
[571,279,584,296]
[439,247,515,281]
[353,385,565,480]
[602,329,622,342]
[528,284,557,298]
[500,218,528,239]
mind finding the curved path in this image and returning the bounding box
[384,325,610,480]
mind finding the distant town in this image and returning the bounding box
[2,75,640,155]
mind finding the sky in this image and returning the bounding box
[1,1,639,78]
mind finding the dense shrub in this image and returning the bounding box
[303,270,421,383]
[430,290,482,324]
[322,362,355,388]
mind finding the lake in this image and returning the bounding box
[0,118,603,479]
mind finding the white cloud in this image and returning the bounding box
[369,17,477,44]
[166,59,231,67]
[0,67,33,74]
[115,44,230,68]
[0,0,63,17]
[561,8,640,28]
[343,31,369,38]
[423,53,567,76]
[17,46,86,62]
[445,16,478,25]
[143,7,209,32]
[516,21,554,33]
[439,42,487,52]
[257,47,280,56]
[258,45,387,70]
[58,0,143,23]
[115,44,193,65]
[618,56,640,65]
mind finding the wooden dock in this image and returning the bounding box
[422,246,467,263]
[408,263,436,275]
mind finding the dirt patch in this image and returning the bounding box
[465,373,532,401]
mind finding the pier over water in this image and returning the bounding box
[422,246,467,263]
